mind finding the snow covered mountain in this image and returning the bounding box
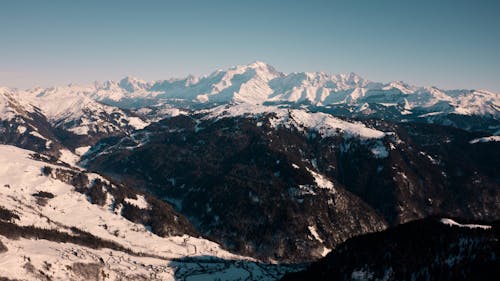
[2,62,498,139]
[0,62,499,280]
[5,62,498,118]
[82,103,500,263]
[8,61,496,118]
[0,88,65,156]
[0,86,149,155]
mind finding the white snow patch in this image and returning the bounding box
[306,168,335,191]
[17,126,27,134]
[419,151,438,164]
[308,225,323,243]
[68,125,89,135]
[320,246,331,257]
[28,130,46,140]
[370,143,389,158]
[127,116,148,129]
[157,107,187,118]
[440,218,491,230]
[58,149,80,166]
[469,135,500,144]
[124,195,149,210]
[379,102,397,107]
[418,111,444,118]
[75,146,91,156]
[297,185,317,196]
[397,172,408,181]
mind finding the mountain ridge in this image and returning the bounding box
[1,62,498,118]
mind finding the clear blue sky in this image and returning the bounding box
[1,0,499,91]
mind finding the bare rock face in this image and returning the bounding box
[69,263,103,281]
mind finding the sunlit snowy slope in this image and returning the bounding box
[0,145,298,280]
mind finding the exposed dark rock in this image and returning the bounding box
[32,191,55,199]
[0,206,19,222]
[70,263,102,281]
[0,240,7,253]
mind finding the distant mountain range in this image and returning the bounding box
[6,61,499,115]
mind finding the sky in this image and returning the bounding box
[1,0,499,91]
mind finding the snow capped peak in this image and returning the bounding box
[248,60,272,68]
[236,60,279,74]
[230,61,283,81]
[384,81,416,94]
[185,61,284,104]
[118,76,150,92]
[337,72,365,85]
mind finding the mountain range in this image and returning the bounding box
[0,62,499,280]
[6,61,498,115]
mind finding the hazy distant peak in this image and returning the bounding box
[118,76,150,92]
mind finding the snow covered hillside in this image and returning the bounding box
[0,145,299,280]
[203,103,387,140]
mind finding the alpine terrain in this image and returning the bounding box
[0,62,499,280]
